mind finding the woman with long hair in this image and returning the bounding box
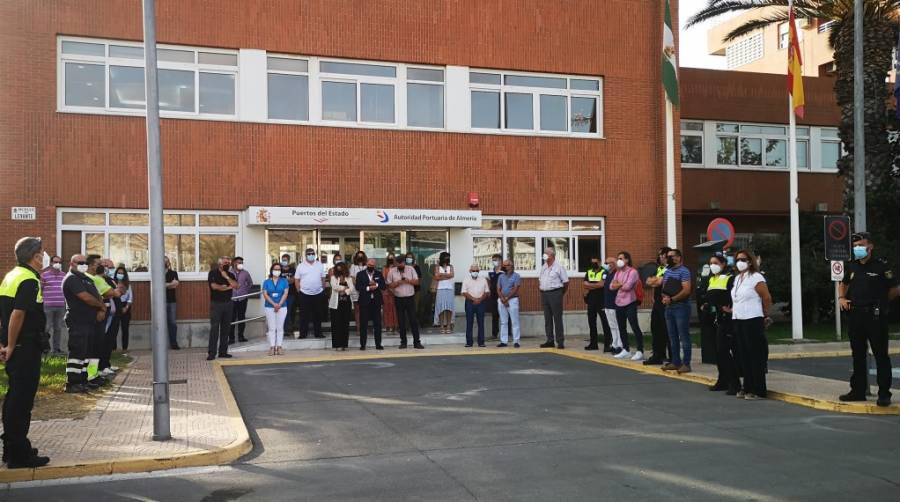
[433,251,455,333]
[262,262,290,355]
[610,251,644,361]
[382,253,398,332]
[329,262,354,351]
[114,265,132,353]
[729,249,772,400]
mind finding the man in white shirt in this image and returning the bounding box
[461,264,491,347]
[295,247,326,339]
[538,247,569,349]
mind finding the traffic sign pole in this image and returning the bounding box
[834,282,841,341]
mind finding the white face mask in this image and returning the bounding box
[735,260,749,272]
[616,259,626,269]
[492,260,500,268]
[470,271,479,279]
[76,264,89,274]
[52,263,62,270]
[542,254,549,261]
[236,263,244,271]
[272,270,281,277]
[709,264,722,275]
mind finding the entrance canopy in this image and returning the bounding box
[248,206,482,228]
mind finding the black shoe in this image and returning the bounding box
[584,345,599,351]
[206,354,216,361]
[238,337,248,343]
[376,345,384,350]
[497,343,508,348]
[360,346,366,351]
[642,357,663,366]
[708,383,728,392]
[877,397,892,407]
[540,342,555,348]
[170,345,181,350]
[478,344,486,348]
[414,343,425,349]
[465,344,473,348]
[611,347,622,355]
[839,392,866,402]
[398,344,408,349]
[314,335,326,339]
[65,384,88,394]
[7,454,50,469]
[86,378,106,389]
[557,344,565,349]
[514,343,520,348]
[218,353,233,358]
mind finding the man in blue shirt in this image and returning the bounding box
[496,260,522,348]
[661,249,693,373]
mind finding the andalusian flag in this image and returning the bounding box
[662,0,679,106]
[787,1,805,118]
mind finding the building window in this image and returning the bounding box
[725,33,763,69]
[407,68,444,128]
[320,60,397,125]
[58,209,239,278]
[267,56,310,121]
[680,121,703,165]
[778,22,790,50]
[59,37,238,117]
[472,217,604,276]
[469,70,602,137]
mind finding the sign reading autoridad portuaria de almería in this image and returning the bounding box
[248,206,482,228]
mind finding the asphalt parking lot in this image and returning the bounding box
[8,352,900,501]
[770,355,900,387]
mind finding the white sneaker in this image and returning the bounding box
[109,366,119,372]
[630,351,643,362]
[615,350,631,359]
[101,368,115,376]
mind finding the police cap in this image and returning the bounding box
[851,231,871,243]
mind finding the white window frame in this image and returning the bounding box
[405,65,446,130]
[471,216,605,278]
[58,36,239,120]
[265,54,311,124]
[680,121,704,166]
[318,57,400,128]
[57,208,242,281]
[681,119,837,173]
[468,69,603,138]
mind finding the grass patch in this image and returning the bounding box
[765,322,900,345]
[0,352,133,396]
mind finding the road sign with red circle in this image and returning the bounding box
[706,217,735,249]
[824,215,851,261]
[831,260,844,281]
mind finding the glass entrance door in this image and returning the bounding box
[362,231,403,267]
[319,231,362,263]
[266,229,317,266]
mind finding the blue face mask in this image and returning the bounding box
[726,256,735,266]
[601,264,610,272]
[306,254,316,262]
[853,246,868,260]
[115,273,125,280]
[405,258,414,265]
[281,260,289,267]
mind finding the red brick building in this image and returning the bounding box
[0,1,842,332]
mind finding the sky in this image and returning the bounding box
[679,0,730,69]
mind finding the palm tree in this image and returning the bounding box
[686,1,900,215]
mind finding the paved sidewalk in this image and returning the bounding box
[2,335,897,484]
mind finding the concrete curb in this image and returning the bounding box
[768,349,900,360]
[0,363,252,485]
[555,350,900,416]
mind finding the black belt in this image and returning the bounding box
[541,288,563,293]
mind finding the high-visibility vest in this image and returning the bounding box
[707,274,731,291]
[0,266,43,304]
[656,266,666,278]
[586,269,606,282]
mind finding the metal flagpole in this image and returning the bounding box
[141,0,171,441]
[853,0,865,233]
[665,98,677,248]
[789,97,804,340]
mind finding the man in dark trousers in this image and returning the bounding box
[643,247,672,365]
[0,237,51,468]
[207,256,238,361]
[838,232,900,407]
[62,254,106,394]
[356,258,386,350]
[583,256,611,351]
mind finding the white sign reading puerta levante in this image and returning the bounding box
[248,206,482,228]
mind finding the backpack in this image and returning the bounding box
[635,273,645,304]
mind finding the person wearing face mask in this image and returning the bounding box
[97,259,124,377]
[382,253,398,333]
[461,265,491,348]
[643,247,672,365]
[729,249,772,400]
[87,257,119,384]
[496,259,522,348]
[388,255,424,349]
[602,257,624,354]
[295,248,326,340]
[40,255,67,356]
[0,237,52,468]
[356,258,386,350]
[704,253,738,394]
[838,232,899,407]
[610,251,643,360]
[62,254,106,394]
[349,251,368,335]
[114,266,132,354]
[583,256,612,351]
[329,263,354,351]
[659,249,693,373]
[487,253,509,341]
[228,257,252,345]
[207,256,239,361]
[262,263,289,356]
[539,247,569,349]
[279,254,298,338]
[433,252,455,334]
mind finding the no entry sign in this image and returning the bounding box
[824,215,851,261]
[706,217,735,249]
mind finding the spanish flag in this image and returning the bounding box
[787,1,805,118]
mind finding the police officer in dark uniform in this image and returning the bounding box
[0,237,51,468]
[63,254,107,393]
[643,247,671,364]
[838,232,900,407]
[583,256,612,351]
